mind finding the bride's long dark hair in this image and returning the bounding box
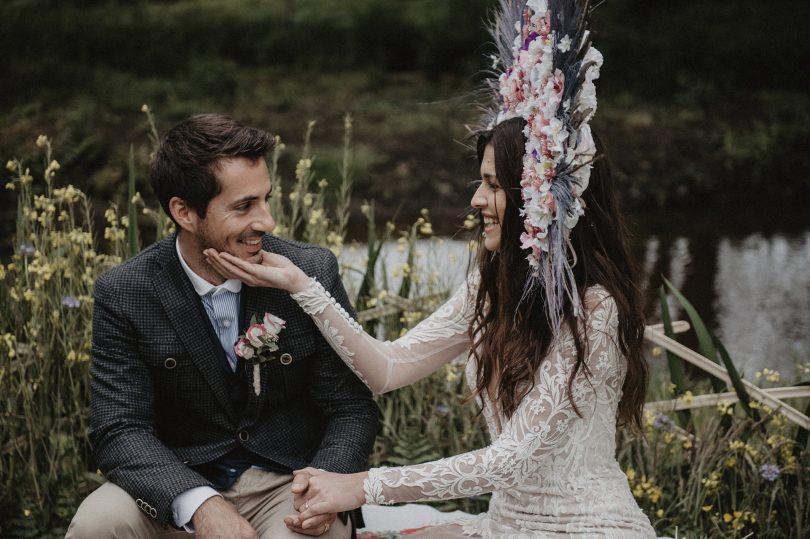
[469,117,647,430]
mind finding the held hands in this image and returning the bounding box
[204,249,309,293]
[284,468,367,532]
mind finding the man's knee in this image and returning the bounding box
[66,482,167,539]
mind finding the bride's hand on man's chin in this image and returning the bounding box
[203,249,309,292]
[286,468,367,529]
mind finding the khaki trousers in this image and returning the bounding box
[66,468,351,539]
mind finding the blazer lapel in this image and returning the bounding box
[153,237,238,423]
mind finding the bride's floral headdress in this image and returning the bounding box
[484,0,602,331]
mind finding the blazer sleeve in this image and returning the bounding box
[89,271,211,525]
[304,250,379,474]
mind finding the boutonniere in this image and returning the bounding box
[234,312,286,396]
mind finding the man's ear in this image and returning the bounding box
[168,196,199,233]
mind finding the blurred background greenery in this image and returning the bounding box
[1,0,808,243]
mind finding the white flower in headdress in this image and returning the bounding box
[541,117,568,155]
[558,35,572,53]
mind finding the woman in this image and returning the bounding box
[204,116,656,537]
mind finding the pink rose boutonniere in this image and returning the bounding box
[234,312,286,396]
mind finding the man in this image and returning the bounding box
[67,114,378,538]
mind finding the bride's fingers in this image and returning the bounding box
[205,251,254,282]
[297,499,332,523]
[217,251,260,272]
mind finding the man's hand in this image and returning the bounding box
[192,496,258,539]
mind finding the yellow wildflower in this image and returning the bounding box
[295,158,312,180]
[45,160,60,178]
[318,178,328,189]
[6,160,16,172]
[655,509,663,518]
[723,513,733,523]
[463,213,478,230]
[141,104,150,113]
[36,134,48,147]
[419,222,433,236]
[24,508,31,517]
[702,505,712,512]
[724,456,737,468]
[681,390,694,405]
[717,400,733,416]
[625,468,636,482]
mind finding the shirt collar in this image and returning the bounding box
[175,236,242,297]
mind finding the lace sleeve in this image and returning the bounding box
[291,275,477,394]
[363,288,624,504]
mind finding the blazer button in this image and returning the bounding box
[164,357,177,369]
[280,353,293,365]
[238,430,249,442]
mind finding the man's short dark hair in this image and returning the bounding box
[150,114,274,222]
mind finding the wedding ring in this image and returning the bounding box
[323,522,330,533]
[304,501,309,511]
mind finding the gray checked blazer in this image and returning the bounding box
[89,233,379,526]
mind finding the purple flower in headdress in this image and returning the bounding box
[523,32,539,50]
[652,413,674,431]
[760,463,780,482]
[62,296,80,309]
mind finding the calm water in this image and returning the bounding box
[339,216,810,378]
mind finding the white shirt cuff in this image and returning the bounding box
[171,486,220,532]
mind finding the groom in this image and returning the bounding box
[67,114,378,538]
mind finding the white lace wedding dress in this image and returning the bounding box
[292,274,655,538]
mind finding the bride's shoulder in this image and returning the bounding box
[582,284,616,316]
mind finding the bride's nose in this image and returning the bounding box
[471,183,487,209]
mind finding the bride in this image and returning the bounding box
[206,2,656,536]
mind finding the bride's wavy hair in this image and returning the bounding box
[469,117,647,431]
